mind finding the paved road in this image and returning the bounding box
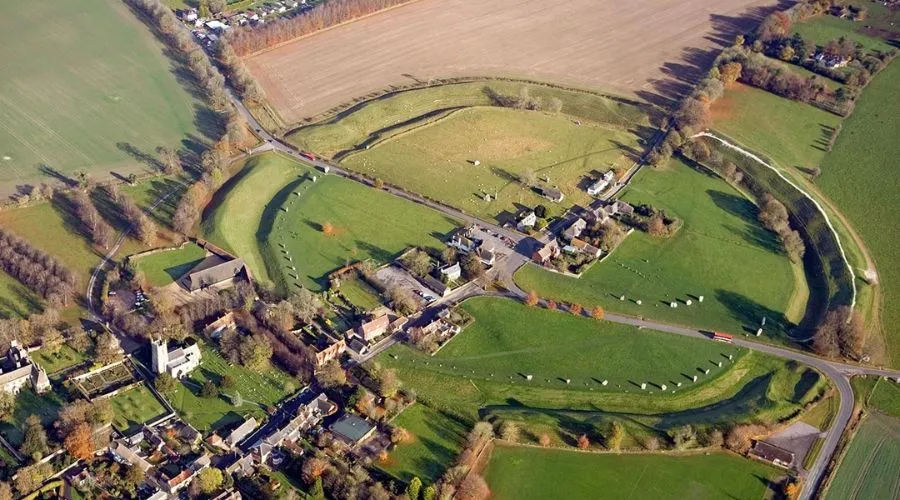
[227,88,900,500]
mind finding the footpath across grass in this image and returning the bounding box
[515,158,802,338]
[485,445,785,500]
[133,243,207,288]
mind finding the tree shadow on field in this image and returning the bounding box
[117,142,164,173]
[715,289,794,341]
[37,164,77,188]
[636,1,791,109]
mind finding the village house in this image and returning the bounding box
[562,218,587,240]
[250,393,336,462]
[586,171,615,196]
[329,413,377,447]
[576,199,611,225]
[419,313,461,339]
[347,307,407,344]
[448,228,479,253]
[151,337,202,379]
[537,186,565,203]
[0,340,50,395]
[532,239,561,264]
[109,440,153,474]
[609,199,635,216]
[225,417,259,449]
[564,238,602,259]
[750,440,795,468]
[203,311,236,339]
[310,335,346,368]
[516,210,537,231]
[476,245,496,266]
[439,262,462,281]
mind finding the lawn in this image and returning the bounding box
[133,243,207,288]
[515,158,804,338]
[31,345,86,375]
[376,298,826,431]
[122,175,189,230]
[710,83,842,173]
[109,384,169,434]
[340,277,384,310]
[341,106,641,221]
[485,445,784,500]
[817,61,900,366]
[824,412,900,500]
[793,14,896,53]
[0,270,42,320]
[380,403,467,483]
[0,0,208,197]
[0,388,66,447]
[167,341,296,432]
[261,171,461,291]
[202,153,309,284]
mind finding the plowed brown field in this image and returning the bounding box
[245,0,779,123]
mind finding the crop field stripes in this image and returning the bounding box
[693,131,857,316]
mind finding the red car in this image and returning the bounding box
[299,151,316,162]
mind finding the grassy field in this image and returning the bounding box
[817,61,900,366]
[485,445,784,500]
[516,158,804,338]
[376,298,826,435]
[133,243,207,288]
[31,345,86,375]
[168,342,296,431]
[0,270,42,320]
[380,403,467,483]
[109,384,169,434]
[340,106,641,221]
[0,0,207,197]
[824,412,900,500]
[866,377,900,419]
[710,83,842,173]
[793,14,896,53]
[202,153,311,284]
[122,175,189,230]
[261,171,460,291]
[0,388,66,447]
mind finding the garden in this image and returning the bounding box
[132,243,208,288]
[108,384,170,434]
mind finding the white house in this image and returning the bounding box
[562,218,587,241]
[0,341,50,395]
[440,262,462,281]
[516,211,537,231]
[151,338,201,379]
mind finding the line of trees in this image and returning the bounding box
[812,305,863,359]
[757,194,807,264]
[68,190,115,249]
[107,186,156,246]
[0,228,76,306]
[225,0,416,56]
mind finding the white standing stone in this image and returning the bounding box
[717,361,723,367]
[692,375,698,382]
[670,302,677,308]
[686,299,692,306]
[756,328,763,336]
[636,300,642,305]
[640,383,647,390]
[525,375,533,381]
[704,369,710,375]
[601,380,608,386]
[661,384,667,391]
[698,295,704,302]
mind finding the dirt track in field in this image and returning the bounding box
[245,0,785,123]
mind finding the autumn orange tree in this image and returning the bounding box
[524,290,539,307]
[64,423,94,461]
[546,300,557,310]
[569,303,583,315]
[592,306,604,320]
[577,434,590,449]
[322,222,335,235]
[538,434,551,446]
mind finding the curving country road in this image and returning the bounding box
[82,87,895,500]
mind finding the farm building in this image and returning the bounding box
[537,186,565,203]
[750,440,794,468]
[0,340,50,395]
[181,257,248,292]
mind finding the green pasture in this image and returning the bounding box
[793,14,895,53]
[202,153,310,284]
[168,341,296,431]
[817,62,900,366]
[0,270,42,320]
[133,243,207,288]
[825,412,900,500]
[261,172,460,291]
[485,446,785,500]
[0,0,207,196]
[287,80,651,156]
[375,298,825,431]
[109,384,169,434]
[515,158,804,338]
[0,388,66,447]
[380,403,466,483]
[711,83,842,172]
[340,106,640,221]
